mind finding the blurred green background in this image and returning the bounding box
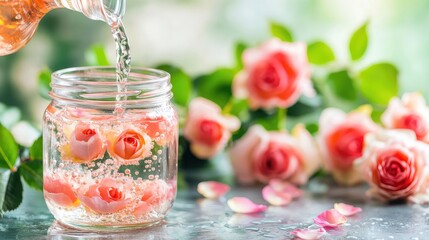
[1,0,428,127]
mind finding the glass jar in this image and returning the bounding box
[43,67,178,231]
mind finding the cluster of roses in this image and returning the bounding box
[43,111,177,215]
[183,38,429,203]
[44,175,174,216]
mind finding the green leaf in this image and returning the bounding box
[305,123,319,135]
[270,21,293,42]
[229,98,249,119]
[287,95,322,117]
[0,124,18,170]
[1,171,23,213]
[358,63,399,106]
[30,136,43,161]
[307,41,335,65]
[234,42,247,69]
[156,64,192,107]
[38,68,52,100]
[85,44,110,66]
[371,108,385,124]
[349,23,368,61]
[20,161,43,191]
[194,68,235,108]
[327,70,357,101]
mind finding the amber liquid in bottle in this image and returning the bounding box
[0,0,57,56]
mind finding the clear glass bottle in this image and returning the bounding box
[43,67,178,230]
[0,0,125,56]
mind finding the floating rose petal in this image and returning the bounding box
[314,209,347,227]
[291,228,326,240]
[227,197,267,214]
[334,203,362,216]
[269,179,303,199]
[262,185,292,206]
[197,181,230,199]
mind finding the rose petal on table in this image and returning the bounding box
[291,228,326,240]
[262,185,292,206]
[197,181,230,199]
[314,209,347,227]
[269,179,303,199]
[227,197,267,214]
[334,203,362,216]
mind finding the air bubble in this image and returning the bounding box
[157,150,162,154]
[125,169,131,175]
[149,175,154,180]
[135,171,139,175]
[59,163,64,168]
[152,156,157,161]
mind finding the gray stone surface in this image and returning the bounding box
[1,181,429,239]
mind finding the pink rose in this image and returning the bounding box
[358,130,429,201]
[230,124,321,185]
[44,175,79,208]
[108,128,151,162]
[318,107,379,185]
[69,123,105,162]
[382,92,429,142]
[79,178,128,213]
[233,38,314,109]
[183,98,240,159]
[133,180,171,217]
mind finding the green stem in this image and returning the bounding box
[277,108,287,131]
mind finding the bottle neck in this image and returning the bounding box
[54,0,125,26]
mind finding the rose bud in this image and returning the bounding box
[230,124,321,185]
[108,128,152,162]
[233,38,314,110]
[382,92,429,142]
[183,97,240,159]
[317,107,379,185]
[69,123,105,162]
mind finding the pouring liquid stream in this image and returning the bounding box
[111,20,131,115]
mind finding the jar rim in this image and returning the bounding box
[50,66,172,109]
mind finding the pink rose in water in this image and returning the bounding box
[317,107,379,185]
[133,180,171,217]
[230,124,321,185]
[69,123,106,162]
[44,175,79,208]
[382,92,429,142]
[108,128,152,162]
[183,98,240,159]
[358,130,429,202]
[79,178,128,213]
[233,38,314,109]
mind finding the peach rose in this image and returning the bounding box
[69,123,105,162]
[317,107,379,185]
[230,124,321,185]
[79,178,128,213]
[44,175,79,208]
[358,130,429,202]
[107,128,152,162]
[233,38,314,109]
[183,98,240,159]
[381,92,429,142]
